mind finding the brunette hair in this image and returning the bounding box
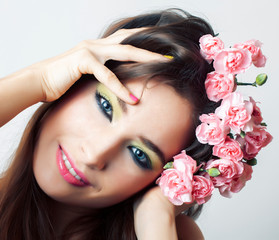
[0,8,218,239]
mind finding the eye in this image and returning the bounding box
[128,146,152,170]
[95,92,113,121]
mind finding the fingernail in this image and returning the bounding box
[163,55,174,59]
[129,93,139,102]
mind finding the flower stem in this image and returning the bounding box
[236,81,257,87]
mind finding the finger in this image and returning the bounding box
[101,28,149,45]
[84,56,139,104]
[95,44,169,63]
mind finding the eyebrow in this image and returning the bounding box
[115,95,165,165]
[140,136,165,165]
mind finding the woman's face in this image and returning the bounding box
[33,78,193,208]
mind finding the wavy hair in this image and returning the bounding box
[0,9,218,239]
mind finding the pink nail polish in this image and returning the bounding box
[129,93,138,102]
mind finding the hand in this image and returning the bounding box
[133,186,194,240]
[28,28,167,103]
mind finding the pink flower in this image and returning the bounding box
[236,126,273,160]
[250,97,263,125]
[173,150,197,174]
[205,71,235,102]
[218,163,253,198]
[192,175,214,205]
[196,113,229,145]
[157,168,193,205]
[199,34,224,63]
[213,136,243,162]
[215,92,254,133]
[230,163,253,193]
[234,40,266,67]
[206,159,244,184]
[205,158,244,198]
[214,48,252,74]
[157,151,197,205]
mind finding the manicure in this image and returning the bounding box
[163,55,174,59]
[129,93,139,103]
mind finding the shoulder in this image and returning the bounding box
[175,214,204,240]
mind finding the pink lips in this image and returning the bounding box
[56,145,90,187]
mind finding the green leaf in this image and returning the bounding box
[256,73,268,86]
[240,130,246,138]
[246,158,257,166]
[163,162,173,169]
[207,168,221,177]
[260,122,267,127]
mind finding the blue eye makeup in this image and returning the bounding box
[127,146,152,170]
[95,92,113,122]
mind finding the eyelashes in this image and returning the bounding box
[95,90,152,170]
[95,91,113,122]
[128,146,152,170]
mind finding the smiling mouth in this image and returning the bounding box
[56,146,90,187]
[61,150,83,182]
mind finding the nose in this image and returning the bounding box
[80,128,124,170]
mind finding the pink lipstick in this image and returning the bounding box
[56,145,90,187]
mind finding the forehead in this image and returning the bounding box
[124,79,193,161]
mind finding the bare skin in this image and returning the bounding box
[0,28,204,239]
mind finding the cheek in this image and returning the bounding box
[33,83,100,191]
[46,85,105,143]
[104,164,162,202]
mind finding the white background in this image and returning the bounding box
[0,0,278,239]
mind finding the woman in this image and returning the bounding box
[0,8,270,239]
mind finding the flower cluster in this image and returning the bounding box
[157,151,214,205]
[157,34,272,206]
